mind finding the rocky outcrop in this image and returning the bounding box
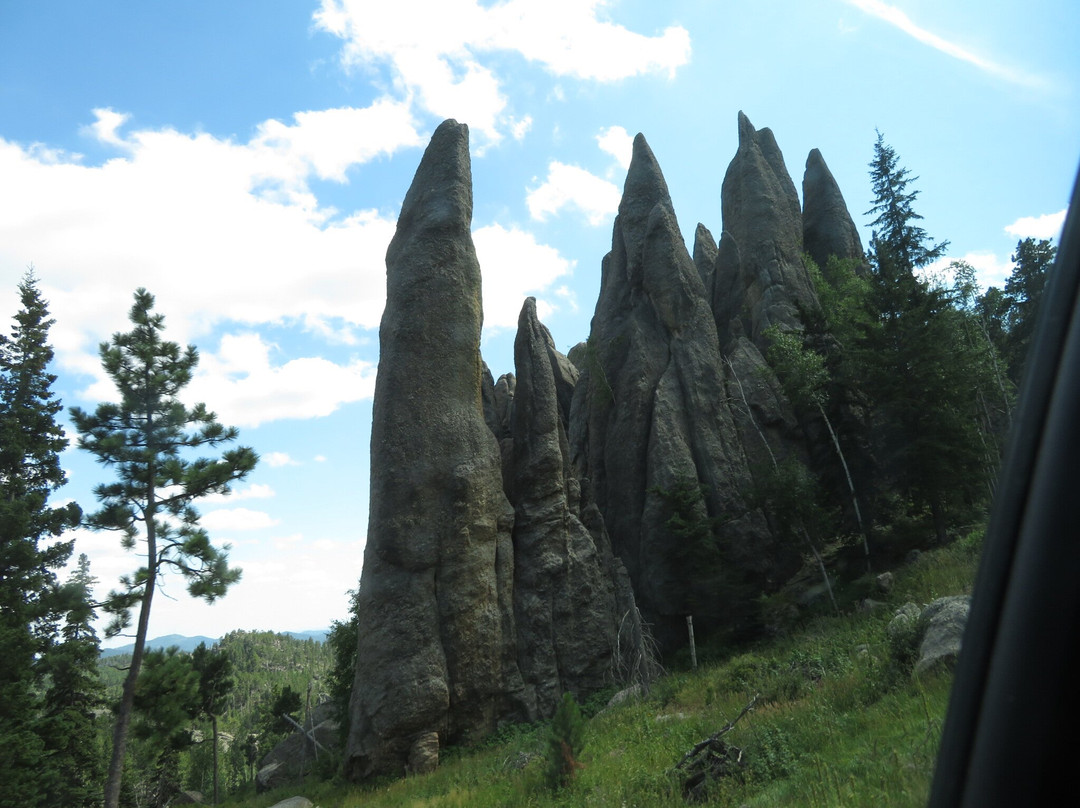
[712,112,819,351]
[570,133,781,649]
[347,121,649,783]
[257,705,339,792]
[802,148,867,271]
[345,120,524,780]
[347,114,874,782]
[692,223,718,299]
[505,297,637,718]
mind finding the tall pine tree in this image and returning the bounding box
[0,271,82,806]
[860,136,985,542]
[70,288,257,808]
[37,554,106,808]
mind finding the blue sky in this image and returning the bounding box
[1,0,1076,645]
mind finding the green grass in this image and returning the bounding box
[221,536,980,807]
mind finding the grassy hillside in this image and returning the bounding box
[222,532,981,807]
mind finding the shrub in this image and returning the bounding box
[545,692,586,791]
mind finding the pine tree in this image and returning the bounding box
[37,554,106,808]
[1003,237,1056,382]
[0,270,82,806]
[191,642,234,805]
[546,692,586,791]
[70,288,257,808]
[859,137,985,542]
[866,131,948,272]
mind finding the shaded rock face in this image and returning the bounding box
[257,705,339,792]
[346,120,522,781]
[712,112,819,350]
[802,148,867,271]
[569,134,777,649]
[504,297,637,718]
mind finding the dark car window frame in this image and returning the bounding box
[929,167,1080,806]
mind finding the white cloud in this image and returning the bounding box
[844,0,1044,88]
[597,125,633,170]
[187,332,377,427]
[473,223,575,329]
[510,115,533,141]
[202,483,275,505]
[200,508,281,532]
[83,108,131,147]
[526,161,621,226]
[925,250,1014,290]
[481,0,691,81]
[0,102,410,422]
[251,99,423,182]
[264,452,299,468]
[313,0,690,145]
[1005,209,1067,240]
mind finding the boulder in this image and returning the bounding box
[268,798,314,808]
[345,119,524,780]
[257,709,339,792]
[916,596,970,675]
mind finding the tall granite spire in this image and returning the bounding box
[345,120,522,780]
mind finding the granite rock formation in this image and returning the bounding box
[345,120,522,780]
[802,148,867,271]
[569,134,780,649]
[504,297,639,719]
[347,121,647,781]
[712,112,820,351]
[348,113,874,781]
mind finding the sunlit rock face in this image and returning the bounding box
[712,111,820,352]
[346,121,645,782]
[345,119,522,781]
[505,296,638,720]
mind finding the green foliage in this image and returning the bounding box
[219,541,975,808]
[71,289,256,638]
[133,647,200,750]
[866,131,948,271]
[327,588,360,733]
[71,288,257,807]
[0,271,84,807]
[95,630,333,802]
[764,324,828,410]
[37,555,106,808]
[545,692,586,791]
[974,237,1057,386]
[264,684,304,738]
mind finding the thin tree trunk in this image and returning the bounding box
[817,402,871,573]
[104,495,157,808]
[212,713,219,805]
[726,358,839,611]
[801,527,839,614]
[725,357,778,469]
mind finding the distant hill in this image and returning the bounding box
[99,629,327,657]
